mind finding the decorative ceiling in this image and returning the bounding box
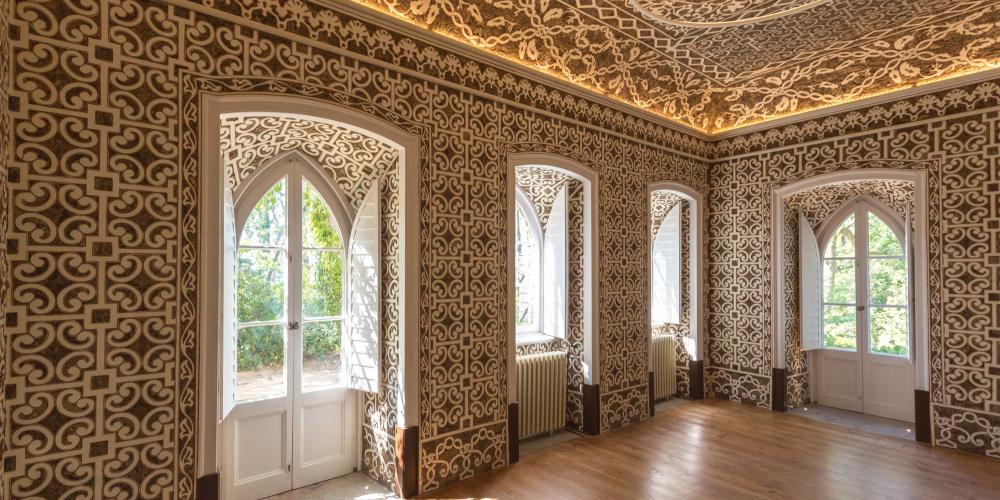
[353,0,1000,133]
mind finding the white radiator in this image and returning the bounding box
[652,335,677,400]
[517,351,567,439]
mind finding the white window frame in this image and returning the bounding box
[816,197,910,358]
[229,153,353,406]
[514,188,547,342]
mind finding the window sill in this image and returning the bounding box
[515,332,561,346]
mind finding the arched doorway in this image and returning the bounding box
[198,96,422,498]
[813,198,914,421]
[222,153,365,498]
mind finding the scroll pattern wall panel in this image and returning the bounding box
[0,2,10,496]
[706,167,772,407]
[651,192,692,398]
[216,115,403,488]
[782,181,915,408]
[711,79,1000,457]
[5,0,708,497]
[364,169,401,487]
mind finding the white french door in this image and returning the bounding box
[223,158,356,500]
[816,201,914,422]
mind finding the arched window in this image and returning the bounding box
[515,191,543,334]
[232,164,349,402]
[651,203,682,325]
[821,202,909,356]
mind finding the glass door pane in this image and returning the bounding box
[300,179,346,392]
[822,213,858,351]
[867,212,908,357]
[236,179,289,403]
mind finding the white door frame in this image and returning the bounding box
[198,94,421,480]
[771,168,929,392]
[647,181,705,372]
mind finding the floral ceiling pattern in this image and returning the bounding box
[355,0,1000,133]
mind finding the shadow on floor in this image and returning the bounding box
[788,404,914,440]
[265,472,397,500]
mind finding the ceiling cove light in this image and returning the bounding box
[628,0,833,28]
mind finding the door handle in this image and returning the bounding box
[856,306,865,312]
[289,321,300,330]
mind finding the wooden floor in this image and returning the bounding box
[426,400,1000,499]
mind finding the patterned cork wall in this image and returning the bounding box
[709,79,1000,457]
[650,191,692,398]
[782,180,915,408]
[0,2,10,497]
[2,0,707,497]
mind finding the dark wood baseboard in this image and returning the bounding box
[395,424,419,498]
[915,389,931,444]
[196,473,219,500]
[648,371,655,417]
[508,402,520,464]
[583,383,600,435]
[771,368,786,412]
[688,360,704,400]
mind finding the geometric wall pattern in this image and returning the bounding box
[782,180,915,408]
[710,78,1000,457]
[3,1,1000,499]
[354,0,1000,132]
[2,0,705,496]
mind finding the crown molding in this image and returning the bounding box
[711,66,1000,140]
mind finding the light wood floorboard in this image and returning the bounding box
[424,399,1000,499]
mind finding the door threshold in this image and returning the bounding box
[788,404,915,441]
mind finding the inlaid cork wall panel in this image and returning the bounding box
[3,0,707,497]
[0,1,10,496]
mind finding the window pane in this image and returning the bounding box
[237,248,286,323]
[302,320,343,392]
[515,205,538,328]
[868,212,902,256]
[823,304,856,350]
[303,250,343,318]
[824,213,855,259]
[869,257,907,306]
[870,306,909,356]
[823,258,855,304]
[236,324,286,403]
[303,179,342,249]
[240,179,287,247]
[651,205,681,325]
